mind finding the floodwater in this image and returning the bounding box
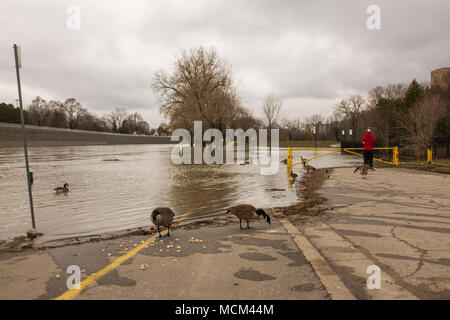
[0,144,360,241]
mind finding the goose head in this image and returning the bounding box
[151,209,160,222]
[255,209,271,225]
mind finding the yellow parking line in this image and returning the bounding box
[56,190,213,300]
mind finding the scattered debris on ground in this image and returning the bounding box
[273,168,330,223]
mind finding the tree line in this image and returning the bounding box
[153,47,449,158]
[0,98,152,135]
[2,46,448,158]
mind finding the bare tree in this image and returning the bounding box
[153,47,240,133]
[47,100,68,128]
[367,83,406,109]
[262,95,283,131]
[282,118,303,140]
[62,98,88,129]
[231,106,262,131]
[104,107,128,132]
[335,95,365,134]
[396,94,447,158]
[27,96,51,126]
[120,112,150,134]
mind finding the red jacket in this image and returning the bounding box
[361,133,375,150]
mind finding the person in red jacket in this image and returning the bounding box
[361,128,375,167]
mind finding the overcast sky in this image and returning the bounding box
[1,0,449,127]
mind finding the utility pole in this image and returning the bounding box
[313,125,317,157]
[13,44,36,230]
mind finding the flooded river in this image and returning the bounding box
[0,144,359,241]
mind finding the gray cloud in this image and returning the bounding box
[1,0,449,127]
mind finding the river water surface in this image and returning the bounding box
[0,144,359,241]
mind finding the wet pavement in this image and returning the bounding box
[0,218,330,300]
[307,167,450,299]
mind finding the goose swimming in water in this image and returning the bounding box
[151,207,175,238]
[226,204,271,230]
[353,165,375,179]
[54,183,69,193]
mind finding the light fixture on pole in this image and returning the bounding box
[13,44,36,231]
[313,126,317,157]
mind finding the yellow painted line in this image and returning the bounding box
[56,190,213,300]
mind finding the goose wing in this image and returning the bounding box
[228,204,257,220]
[152,207,175,226]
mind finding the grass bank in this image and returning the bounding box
[397,159,450,174]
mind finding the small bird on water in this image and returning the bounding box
[54,183,69,193]
[226,204,271,230]
[353,165,375,179]
[151,207,175,238]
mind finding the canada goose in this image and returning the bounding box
[353,165,375,179]
[300,156,316,173]
[324,169,330,178]
[151,207,175,238]
[281,158,287,164]
[290,171,298,179]
[226,204,271,230]
[54,183,69,193]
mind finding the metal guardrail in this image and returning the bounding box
[286,146,399,168]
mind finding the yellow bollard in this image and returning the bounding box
[427,149,432,164]
[286,167,292,189]
[287,148,293,168]
[393,147,399,166]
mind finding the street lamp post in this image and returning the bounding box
[313,125,317,157]
[13,44,36,230]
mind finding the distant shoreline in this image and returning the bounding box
[0,122,175,148]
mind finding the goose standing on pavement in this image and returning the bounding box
[151,207,175,237]
[301,156,316,173]
[227,204,271,230]
[54,183,69,193]
[324,169,330,178]
[353,165,375,179]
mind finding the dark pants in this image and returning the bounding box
[364,150,374,167]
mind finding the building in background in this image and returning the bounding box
[431,67,450,89]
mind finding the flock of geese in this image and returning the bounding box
[282,156,375,180]
[151,204,271,238]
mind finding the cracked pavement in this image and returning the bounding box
[312,167,450,299]
[0,220,329,300]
